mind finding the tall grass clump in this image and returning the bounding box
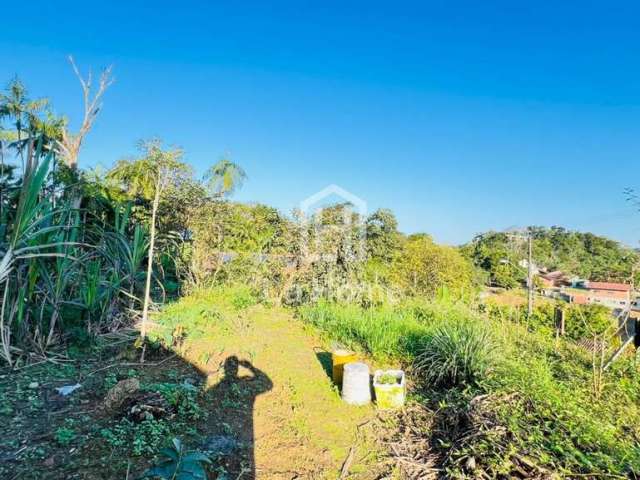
[297,298,477,360]
[414,319,496,388]
[0,136,151,365]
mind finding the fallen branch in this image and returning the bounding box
[82,353,177,379]
[339,445,356,479]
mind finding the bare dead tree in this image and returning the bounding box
[58,56,114,169]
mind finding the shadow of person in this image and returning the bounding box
[206,355,273,479]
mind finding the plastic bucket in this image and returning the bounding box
[332,349,358,386]
[373,369,406,410]
[342,362,371,405]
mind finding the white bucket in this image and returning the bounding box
[341,362,371,405]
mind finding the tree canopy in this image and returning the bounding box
[463,226,640,288]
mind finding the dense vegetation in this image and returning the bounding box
[2,73,640,479]
[299,300,640,477]
[464,227,640,288]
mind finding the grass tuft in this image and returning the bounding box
[414,319,496,388]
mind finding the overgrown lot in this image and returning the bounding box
[298,300,640,478]
[0,288,389,479]
[0,341,209,479]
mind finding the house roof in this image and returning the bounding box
[586,281,631,292]
[541,270,566,280]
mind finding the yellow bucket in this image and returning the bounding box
[332,349,358,386]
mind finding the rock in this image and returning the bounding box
[28,382,39,389]
[202,435,240,457]
[465,456,477,471]
[103,378,140,414]
[127,391,170,422]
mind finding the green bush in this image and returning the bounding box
[391,234,476,298]
[101,418,172,457]
[414,320,496,388]
[229,285,258,310]
[564,303,614,340]
[54,426,76,446]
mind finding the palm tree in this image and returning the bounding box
[0,112,7,220]
[203,157,247,198]
[0,78,49,170]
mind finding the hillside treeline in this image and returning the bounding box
[463,226,639,288]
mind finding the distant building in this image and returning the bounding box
[566,281,631,309]
[538,270,570,288]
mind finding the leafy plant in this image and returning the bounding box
[377,372,400,385]
[148,382,203,419]
[54,426,76,446]
[414,320,496,388]
[142,438,210,480]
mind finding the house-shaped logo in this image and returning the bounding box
[299,184,368,261]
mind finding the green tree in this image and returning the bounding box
[108,140,191,349]
[392,234,474,298]
[465,227,639,287]
[0,78,49,168]
[365,208,403,262]
[203,157,247,198]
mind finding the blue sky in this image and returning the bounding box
[2,1,640,245]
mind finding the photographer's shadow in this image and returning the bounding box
[206,356,272,479]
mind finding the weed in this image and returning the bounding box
[414,319,496,388]
[141,438,211,479]
[101,418,172,457]
[104,372,118,390]
[54,427,76,446]
[230,288,257,311]
[147,382,203,419]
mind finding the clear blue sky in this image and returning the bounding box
[3,1,640,246]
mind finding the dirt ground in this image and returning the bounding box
[0,302,393,479]
[183,305,387,479]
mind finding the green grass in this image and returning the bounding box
[148,284,257,345]
[414,319,496,388]
[297,299,640,477]
[297,299,474,361]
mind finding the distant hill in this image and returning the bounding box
[461,226,639,289]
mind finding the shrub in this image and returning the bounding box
[564,303,614,340]
[391,234,476,298]
[414,320,496,388]
[229,286,258,311]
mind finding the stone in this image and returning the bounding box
[465,456,477,471]
[202,435,240,457]
[103,378,140,414]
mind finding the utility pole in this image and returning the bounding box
[505,227,535,316]
[527,233,533,317]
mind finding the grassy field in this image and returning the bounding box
[1,287,390,479]
[298,299,640,478]
[3,287,639,478]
